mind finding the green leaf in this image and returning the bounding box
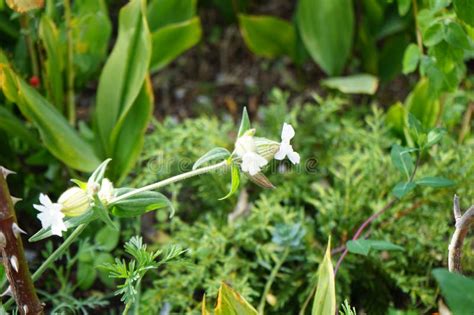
[0,106,39,146]
[321,74,379,95]
[77,261,97,290]
[219,164,240,200]
[312,238,336,315]
[95,225,120,252]
[237,107,251,138]
[386,102,406,137]
[238,14,297,60]
[150,17,202,72]
[425,127,446,148]
[392,181,417,198]
[214,282,258,315]
[432,268,474,314]
[39,15,64,112]
[111,188,174,218]
[444,22,471,49]
[296,0,354,75]
[0,65,101,172]
[110,78,153,183]
[453,0,474,27]
[423,22,444,47]
[397,0,411,15]
[405,78,440,130]
[402,44,421,74]
[415,176,455,187]
[391,144,416,179]
[95,0,151,157]
[347,239,404,256]
[71,0,112,85]
[193,147,231,170]
[88,158,112,185]
[147,0,196,32]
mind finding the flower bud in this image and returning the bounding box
[58,187,90,217]
[98,178,114,205]
[254,137,280,161]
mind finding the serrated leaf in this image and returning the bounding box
[391,144,416,179]
[219,164,240,200]
[237,107,251,138]
[214,282,258,315]
[193,147,231,170]
[322,74,379,95]
[402,44,421,74]
[392,181,416,198]
[415,176,455,188]
[238,14,297,60]
[297,0,354,75]
[111,188,174,218]
[347,239,404,256]
[312,238,336,315]
[432,268,474,314]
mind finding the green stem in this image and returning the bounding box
[20,15,40,79]
[412,0,423,54]
[64,0,75,125]
[258,247,290,315]
[110,161,228,204]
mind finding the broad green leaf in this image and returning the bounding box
[77,261,97,290]
[432,268,474,314]
[405,79,440,130]
[95,225,120,252]
[72,0,112,85]
[6,0,43,12]
[0,106,39,146]
[238,14,297,60]
[214,282,258,315]
[296,0,354,75]
[390,144,415,179]
[193,147,231,170]
[312,239,336,315]
[347,239,404,256]
[402,44,421,74]
[147,0,196,31]
[415,176,455,187]
[444,22,471,49]
[392,181,416,198]
[425,127,446,148]
[39,15,64,112]
[321,74,379,95]
[150,17,202,72]
[111,78,153,183]
[386,102,405,137]
[219,164,240,200]
[397,0,411,15]
[453,0,474,27]
[237,107,251,138]
[0,65,100,172]
[95,0,151,156]
[423,22,444,47]
[111,188,174,218]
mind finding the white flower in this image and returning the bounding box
[275,123,300,164]
[98,178,114,204]
[241,152,268,175]
[58,187,90,217]
[33,194,67,237]
[234,134,257,158]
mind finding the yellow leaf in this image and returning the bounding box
[6,0,44,13]
[215,282,258,315]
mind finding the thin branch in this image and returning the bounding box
[448,195,474,273]
[0,167,43,314]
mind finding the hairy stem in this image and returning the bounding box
[448,195,474,273]
[0,167,43,314]
[110,161,228,204]
[258,247,290,315]
[64,0,75,125]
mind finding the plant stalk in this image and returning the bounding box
[64,0,75,125]
[19,15,40,79]
[448,195,474,273]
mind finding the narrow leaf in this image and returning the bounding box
[392,181,416,198]
[237,107,251,138]
[312,238,336,315]
[390,144,416,179]
[347,239,404,256]
[219,164,240,200]
[111,188,174,218]
[321,74,379,95]
[193,147,231,170]
[215,282,258,315]
[415,176,455,188]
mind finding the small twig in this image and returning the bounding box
[0,167,43,314]
[448,195,474,273]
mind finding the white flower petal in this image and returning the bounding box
[241,152,268,176]
[275,141,291,160]
[281,123,295,142]
[34,194,66,237]
[39,193,52,208]
[98,178,114,204]
[288,151,301,165]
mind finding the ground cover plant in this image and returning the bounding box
[0,0,473,314]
